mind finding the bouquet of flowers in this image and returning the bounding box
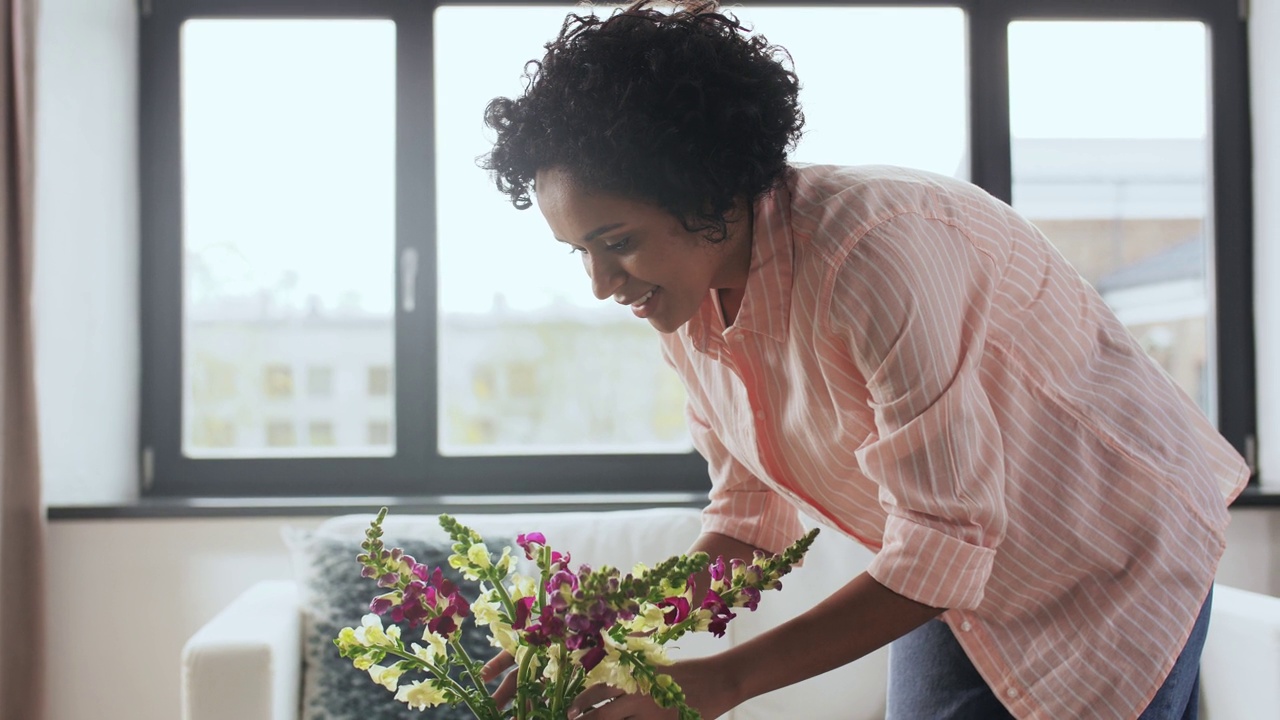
[335,508,818,720]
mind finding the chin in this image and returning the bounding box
[647,316,685,334]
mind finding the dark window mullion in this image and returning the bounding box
[968,0,1013,203]
[395,3,437,490]
[1207,3,1257,471]
[139,3,185,495]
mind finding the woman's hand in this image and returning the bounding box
[566,655,740,720]
[480,651,518,708]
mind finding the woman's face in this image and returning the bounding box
[534,167,751,334]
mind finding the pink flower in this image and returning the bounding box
[657,596,690,625]
[516,532,546,560]
[369,595,396,615]
[579,646,607,672]
[709,557,726,583]
[547,569,579,596]
[701,590,737,638]
[513,596,536,630]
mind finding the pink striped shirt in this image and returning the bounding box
[660,164,1249,720]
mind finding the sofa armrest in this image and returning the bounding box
[1200,583,1280,720]
[181,580,302,720]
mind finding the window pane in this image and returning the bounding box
[180,19,396,458]
[1009,21,1215,417]
[434,5,967,456]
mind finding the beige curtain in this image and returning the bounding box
[0,1,44,719]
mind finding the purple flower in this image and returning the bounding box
[580,646,607,672]
[516,532,546,560]
[709,556,726,583]
[701,590,737,638]
[657,596,690,625]
[513,596,535,630]
[428,614,458,635]
[738,587,761,611]
[547,569,579,596]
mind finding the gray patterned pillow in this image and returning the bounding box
[285,530,498,720]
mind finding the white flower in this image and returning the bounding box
[496,547,515,574]
[542,648,563,684]
[421,629,448,660]
[622,603,668,635]
[368,663,404,691]
[395,680,448,710]
[467,543,492,569]
[489,621,519,656]
[509,574,537,600]
[580,637,637,694]
[471,594,502,626]
[355,614,395,648]
[410,641,445,665]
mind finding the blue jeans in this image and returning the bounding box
[886,588,1213,719]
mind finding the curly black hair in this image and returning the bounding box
[481,0,804,241]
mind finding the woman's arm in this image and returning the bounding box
[722,570,943,705]
[569,532,944,719]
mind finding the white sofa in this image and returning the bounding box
[182,507,1280,720]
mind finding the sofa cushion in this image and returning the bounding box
[284,528,494,720]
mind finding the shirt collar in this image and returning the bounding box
[685,180,794,352]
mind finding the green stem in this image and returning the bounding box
[538,545,550,608]
[492,575,518,617]
[514,645,538,720]
[378,646,488,718]
[451,636,501,718]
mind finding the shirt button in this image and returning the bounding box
[1005,687,1019,699]
[960,621,972,632]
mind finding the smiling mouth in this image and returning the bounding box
[616,287,657,308]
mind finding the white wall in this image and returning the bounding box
[30,2,1280,720]
[46,517,322,720]
[33,0,138,505]
[1255,0,1280,490]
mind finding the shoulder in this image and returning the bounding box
[783,164,996,257]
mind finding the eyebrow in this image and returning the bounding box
[557,222,627,245]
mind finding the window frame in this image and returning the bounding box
[139,0,1256,497]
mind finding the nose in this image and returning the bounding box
[585,252,625,301]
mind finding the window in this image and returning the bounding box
[263,364,294,399]
[307,366,333,398]
[266,420,297,447]
[1009,20,1216,415]
[140,0,1254,496]
[368,420,393,446]
[367,365,392,397]
[309,420,336,447]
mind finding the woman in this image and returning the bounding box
[479,2,1249,718]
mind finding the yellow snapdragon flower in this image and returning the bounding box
[368,663,404,691]
[395,680,448,710]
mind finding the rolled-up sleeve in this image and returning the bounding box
[827,212,1007,610]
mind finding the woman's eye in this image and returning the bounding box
[604,237,631,252]
[567,246,585,255]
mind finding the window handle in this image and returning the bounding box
[401,247,418,313]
